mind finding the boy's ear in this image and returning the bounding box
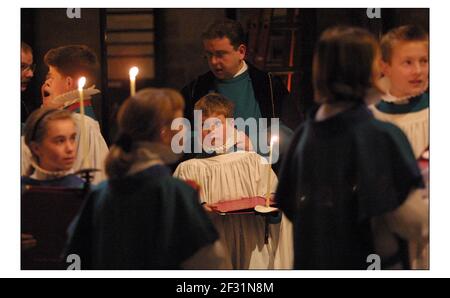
[65,76,74,90]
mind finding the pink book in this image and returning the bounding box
[209,196,276,214]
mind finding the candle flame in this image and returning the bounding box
[129,66,139,78]
[270,135,279,146]
[78,77,86,91]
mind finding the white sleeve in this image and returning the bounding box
[73,114,110,185]
[384,188,429,241]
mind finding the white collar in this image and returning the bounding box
[233,60,248,78]
[29,158,74,180]
[46,85,101,109]
[202,126,253,154]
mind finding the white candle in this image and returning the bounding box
[77,77,88,168]
[129,66,139,96]
[265,136,278,207]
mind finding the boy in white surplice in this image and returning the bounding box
[174,93,293,269]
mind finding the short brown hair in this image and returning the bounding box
[201,19,245,50]
[194,93,235,118]
[44,45,98,86]
[381,25,429,63]
[313,26,379,104]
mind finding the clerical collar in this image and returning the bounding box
[46,85,100,110]
[233,60,248,78]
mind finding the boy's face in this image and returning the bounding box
[382,40,429,98]
[201,113,232,147]
[42,66,75,107]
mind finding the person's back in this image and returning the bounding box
[66,88,228,269]
[281,104,423,269]
[277,26,427,270]
[69,164,218,269]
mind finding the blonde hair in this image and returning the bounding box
[23,107,75,175]
[105,88,184,179]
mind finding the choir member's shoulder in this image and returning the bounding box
[359,116,412,149]
[161,175,201,202]
[368,117,409,136]
[71,112,101,130]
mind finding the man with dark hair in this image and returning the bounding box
[41,45,99,119]
[21,42,34,92]
[181,19,292,167]
[21,42,35,122]
[182,19,289,126]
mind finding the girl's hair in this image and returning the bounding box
[23,108,75,175]
[313,26,379,104]
[105,88,184,179]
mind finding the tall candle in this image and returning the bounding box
[265,136,278,207]
[78,77,88,168]
[129,66,139,96]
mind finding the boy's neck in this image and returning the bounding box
[389,88,409,99]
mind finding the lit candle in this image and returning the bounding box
[129,66,139,96]
[265,136,278,207]
[78,77,88,168]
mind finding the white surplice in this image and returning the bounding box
[174,151,293,269]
